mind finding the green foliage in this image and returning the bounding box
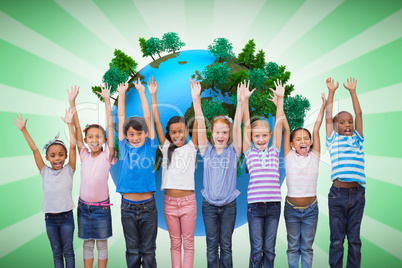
[202,63,230,91]
[114,137,120,159]
[139,37,149,58]
[91,85,104,102]
[237,39,256,68]
[254,49,266,69]
[208,37,235,62]
[247,68,267,91]
[109,49,138,77]
[265,61,280,77]
[146,37,163,57]
[201,97,228,121]
[284,95,311,132]
[162,32,185,53]
[228,70,248,89]
[102,67,129,94]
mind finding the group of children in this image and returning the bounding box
[14,76,365,268]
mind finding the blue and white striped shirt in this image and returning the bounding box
[326,130,366,187]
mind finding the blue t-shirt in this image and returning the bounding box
[116,137,157,193]
[201,142,240,206]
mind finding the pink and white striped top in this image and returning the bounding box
[245,145,282,203]
[284,150,319,198]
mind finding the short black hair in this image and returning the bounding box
[123,117,148,136]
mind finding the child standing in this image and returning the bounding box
[282,93,326,268]
[192,78,243,268]
[68,85,117,268]
[242,80,285,268]
[151,77,198,268]
[117,79,158,268]
[325,77,365,268]
[14,109,77,268]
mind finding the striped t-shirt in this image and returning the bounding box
[245,145,281,203]
[326,130,366,187]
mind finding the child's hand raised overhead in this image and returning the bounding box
[67,85,80,103]
[190,78,201,98]
[117,82,129,95]
[343,77,357,92]
[268,95,278,107]
[147,76,158,95]
[61,107,75,124]
[96,83,111,100]
[133,78,145,94]
[270,79,285,98]
[321,92,326,107]
[326,77,339,92]
[14,114,28,131]
[242,80,255,100]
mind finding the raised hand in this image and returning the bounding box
[270,79,285,98]
[268,94,278,106]
[14,114,28,131]
[67,85,80,103]
[61,107,74,124]
[96,83,111,100]
[147,76,158,95]
[190,78,201,98]
[326,77,339,92]
[343,77,357,92]
[237,80,245,102]
[117,82,129,95]
[243,80,256,99]
[133,78,145,94]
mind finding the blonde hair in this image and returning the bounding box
[209,115,233,145]
[251,120,272,135]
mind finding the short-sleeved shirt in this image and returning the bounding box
[285,150,319,198]
[117,137,157,193]
[79,144,117,202]
[41,164,75,213]
[160,139,197,190]
[201,142,240,206]
[326,130,365,187]
[245,144,281,203]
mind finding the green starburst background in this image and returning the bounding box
[1,0,401,267]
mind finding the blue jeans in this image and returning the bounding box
[121,196,158,268]
[284,198,318,268]
[202,198,237,268]
[328,184,365,268]
[247,202,281,268]
[45,210,75,268]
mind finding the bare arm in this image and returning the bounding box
[117,82,129,141]
[14,115,45,171]
[134,78,155,140]
[233,84,243,156]
[68,86,84,153]
[344,77,362,136]
[241,80,256,153]
[272,80,285,150]
[149,79,166,147]
[191,119,198,150]
[325,77,339,137]
[311,93,326,158]
[191,78,208,155]
[61,108,77,170]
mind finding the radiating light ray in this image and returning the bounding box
[131,0,187,41]
[266,0,345,59]
[54,0,135,57]
[317,194,402,260]
[0,11,101,83]
[0,84,68,116]
[365,155,402,187]
[292,9,402,85]
[211,0,266,51]
[0,155,37,187]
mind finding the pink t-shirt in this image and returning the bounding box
[80,144,117,202]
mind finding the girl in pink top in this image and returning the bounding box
[69,85,117,268]
[282,93,326,268]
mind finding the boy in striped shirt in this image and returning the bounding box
[325,77,365,268]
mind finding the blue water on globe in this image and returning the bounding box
[110,49,285,236]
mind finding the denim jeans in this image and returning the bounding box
[202,198,237,268]
[328,184,365,268]
[77,198,112,240]
[247,202,281,268]
[45,210,75,268]
[121,196,158,268]
[284,198,318,268]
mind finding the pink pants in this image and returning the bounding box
[164,193,197,268]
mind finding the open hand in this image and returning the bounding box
[147,76,158,95]
[190,78,201,98]
[326,77,339,92]
[96,83,111,100]
[14,114,28,131]
[117,82,129,95]
[67,85,80,103]
[343,77,357,92]
[268,95,278,106]
[61,107,74,124]
[133,78,145,94]
[270,79,285,98]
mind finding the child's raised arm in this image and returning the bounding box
[134,77,155,141]
[149,77,166,147]
[117,82,129,141]
[344,77,362,136]
[68,86,84,153]
[325,77,339,137]
[191,78,208,155]
[233,82,244,156]
[271,80,285,150]
[96,84,115,163]
[61,107,77,170]
[14,114,45,171]
[241,80,256,153]
[273,94,291,157]
[311,93,326,158]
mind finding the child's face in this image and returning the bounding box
[126,126,147,147]
[212,122,230,149]
[84,128,106,153]
[46,144,67,170]
[334,112,354,136]
[169,122,188,147]
[290,129,312,156]
[252,127,271,151]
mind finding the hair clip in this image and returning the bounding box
[43,133,60,151]
[83,124,90,133]
[212,115,233,124]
